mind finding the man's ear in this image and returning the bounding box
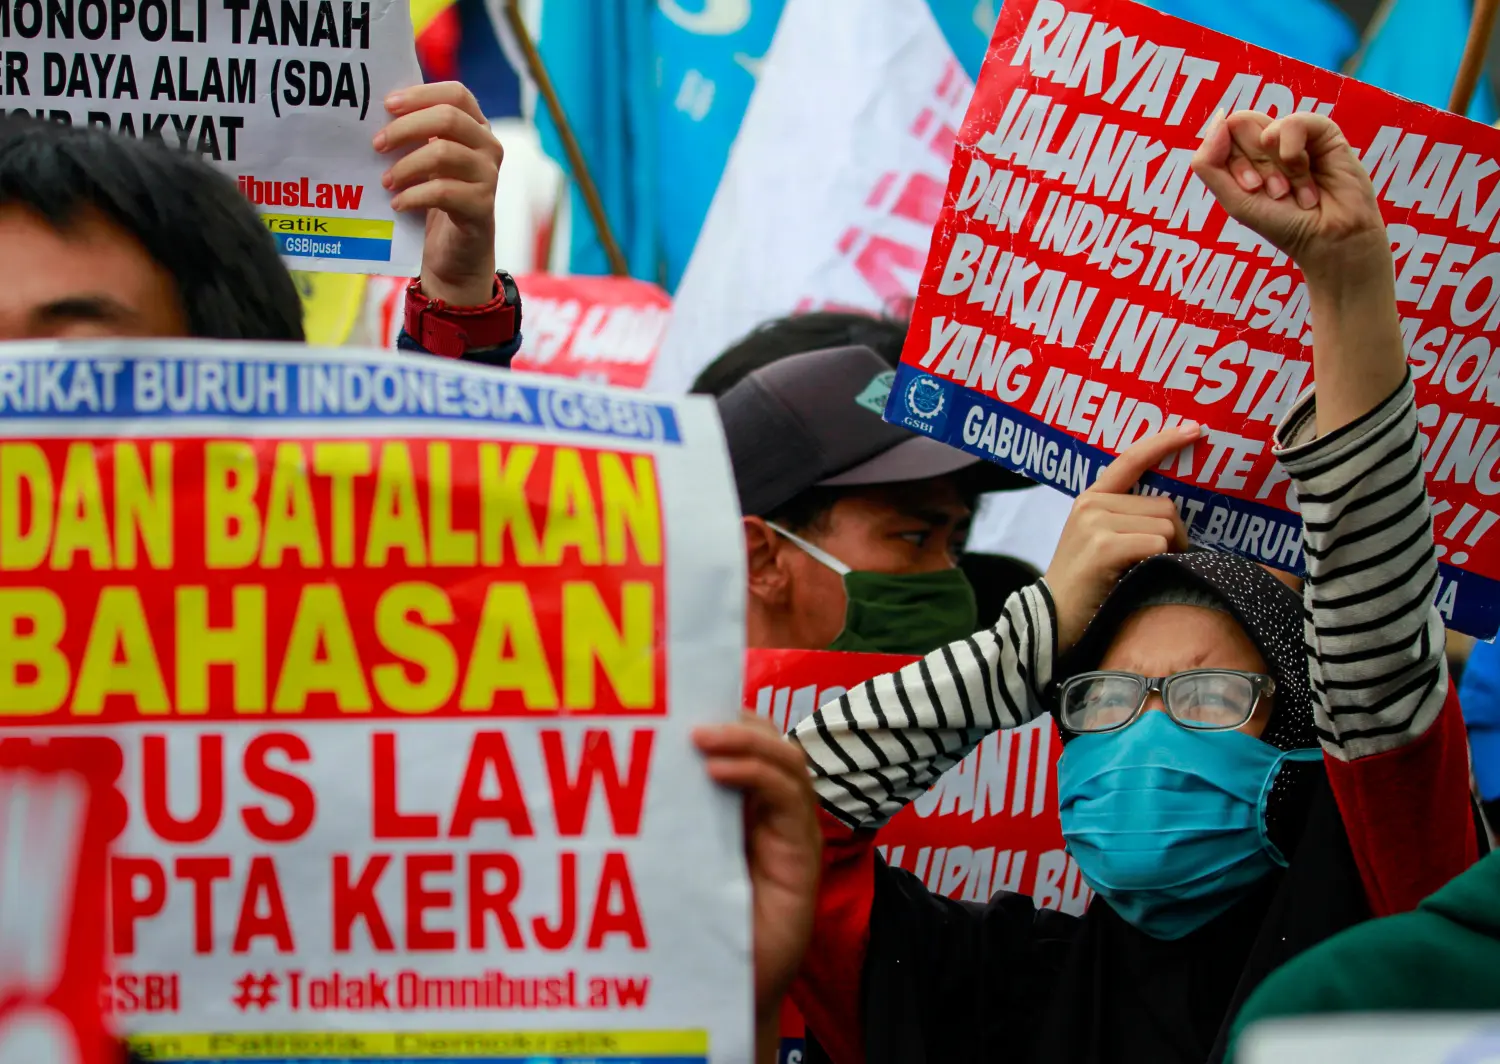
[744,516,790,609]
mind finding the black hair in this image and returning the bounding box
[0,116,304,341]
[690,310,908,396]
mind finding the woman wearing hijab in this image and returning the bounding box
[781,110,1481,1064]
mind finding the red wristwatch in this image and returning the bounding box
[404,271,521,360]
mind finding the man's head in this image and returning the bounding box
[690,311,907,396]
[0,118,303,342]
[718,345,982,653]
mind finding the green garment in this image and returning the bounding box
[1228,851,1500,1059]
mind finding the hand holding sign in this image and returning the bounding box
[693,716,821,1027]
[1044,423,1203,654]
[375,81,504,306]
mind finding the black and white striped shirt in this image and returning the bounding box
[793,379,1449,830]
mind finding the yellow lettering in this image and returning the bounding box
[542,449,602,565]
[313,442,371,568]
[563,581,654,710]
[365,442,427,567]
[73,586,169,714]
[459,582,557,710]
[0,588,68,714]
[598,453,662,565]
[205,441,261,569]
[176,585,267,713]
[373,582,457,713]
[114,441,174,569]
[261,443,323,568]
[51,443,113,570]
[272,583,370,712]
[0,444,53,571]
[478,443,541,565]
[428,443,476,567]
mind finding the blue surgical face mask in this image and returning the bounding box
[1057,710,1320,941]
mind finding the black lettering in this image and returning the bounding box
[282,57,303,104]
[87,109,109,128]
[42,51,62,95]
[149,53,173,99]
[278,0,303,43]
[226,56,250,102]
[175,55,196,99]
[309,58,328,104]
[110,0,133,39]
[78,0,105,36]
[219,114,240,160]
[331,60,354,107]
[199,54,221,101]
[340,0,364,48]
[195,111,219,158]
[308,0,333,44]
[222,0,246,41]
[247,0,273,43]
[5,52,29,95]
[66,51,89,96]
[138,0,164,39]
[46,0,73,40]
[167,110,195,147]
[169,0,189,39]
[140,109,168,141]
[88,51,113,91]
[113,52,136,97]
[14,0,42,37]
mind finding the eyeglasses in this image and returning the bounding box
[1057,670,1275,734]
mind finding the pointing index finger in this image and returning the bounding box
[1090,421,1204,496]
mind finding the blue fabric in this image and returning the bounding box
[1058,710,1320,940]
[534,0,998,291]
[457,0,521,119]
[1460,641,1500,801]
[1142,0,1357,71]
[535,0,658,281]
[1353,0,1497,123]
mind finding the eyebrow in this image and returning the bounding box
[34,295,137,325]
[903,506,970,528]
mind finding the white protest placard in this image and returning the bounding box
[0,341,752,1062]
[1238,1016,1500,1063]
[0,0,424,274]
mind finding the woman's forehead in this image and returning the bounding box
[1096,605,1269,675]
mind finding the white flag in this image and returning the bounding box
[648,0,971,393]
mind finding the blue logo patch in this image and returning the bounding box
[905,375,948,421]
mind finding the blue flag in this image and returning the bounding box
[1142,0,1357,71]
[1353,0,1497,123]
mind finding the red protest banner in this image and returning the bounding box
[512,276,672,390]
[746,649,1076,1063]
[887,0,1500,637]
[0,741,111,1064]
[0,437,666,722]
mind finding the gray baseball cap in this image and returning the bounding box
[716,345,989,516]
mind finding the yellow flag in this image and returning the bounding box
[293,271,368,347]
[410,0,455,36]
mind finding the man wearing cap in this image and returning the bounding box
[716,344,1001,656]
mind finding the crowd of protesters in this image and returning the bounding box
[4,84,1500,1064]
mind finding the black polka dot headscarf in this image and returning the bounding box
[1055,550,1322,854]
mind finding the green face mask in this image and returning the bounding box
[768,523,979,656]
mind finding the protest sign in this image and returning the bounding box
[1238,1016,1500,1064]
[0,341,752,1061]
[0,740,112,1064]
[512,275,673,390]
[649,0,971,393]
[0,0,424,274]
[747,648,1075,1064]
[887,0,1500,638]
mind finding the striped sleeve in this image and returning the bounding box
[789,582,1056,829]
[1273,374,1450,762]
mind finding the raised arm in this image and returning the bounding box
[791,426,1198,829]
[1193,111,1476,912]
